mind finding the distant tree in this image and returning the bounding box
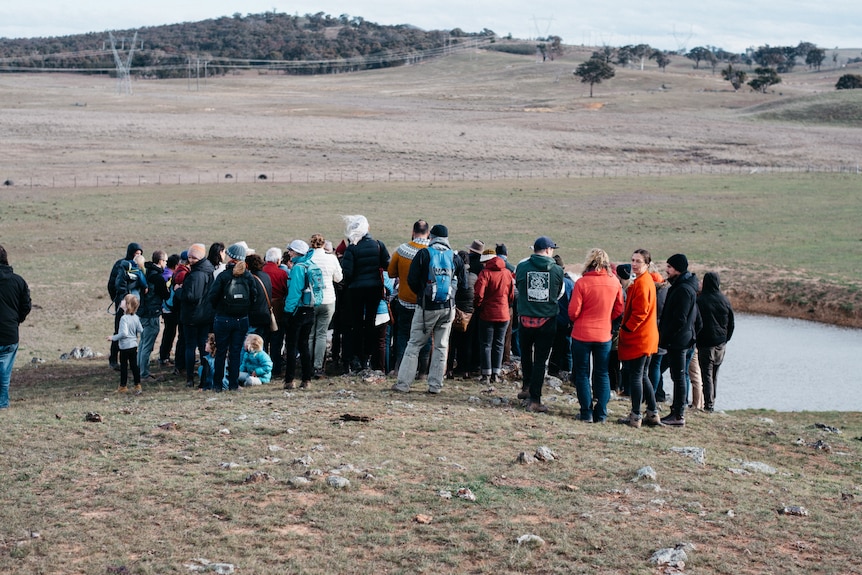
[748,67,781,93]
[836,74,862,89]
[650,49,671,71]
[574,56,615,97]
[721,64,748,90]
[616,45,634,67]
[593,45,616,64]
[547,35,563,60]
[806,48,826,71]
[686,46,711,69]
[795,41,817,60]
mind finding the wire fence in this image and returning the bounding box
[2,163,860,189]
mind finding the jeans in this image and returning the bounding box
[698,343,726,409]
[311,302,335,370]
[571,338,612,422]
[624,355,656,416]
[667,346,693,417]
[159,312,178,362]
[520,318,556,403]
[478,319,509,375]
[549,322,573,375]
[684,345,695,404]
[284,307,315,384]
[137,316,160,378]
[0,343,20,408]
[395,306,455,392]
[213,315,249,391]
[183,323,208,384]
[392,299,430,373]
[650,353,665,401]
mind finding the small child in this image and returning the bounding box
[238,333,273,386]
[107,294,144,394]
[197,333,217,390]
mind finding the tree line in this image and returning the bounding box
[0,11,491,77]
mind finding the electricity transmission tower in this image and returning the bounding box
[109,31,138,94]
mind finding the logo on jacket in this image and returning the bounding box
[527,271,550,302]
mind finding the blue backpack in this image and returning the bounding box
[424,248,455,304]
[299,261,325,307]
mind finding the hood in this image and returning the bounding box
[191,258,215,275]
[429,237,451,250]
[482,256,505,272]
[528,253,555,271]
[702,271,721,294]
[144,261,161,274]
[125,242,143,260]
[0,264,13,280]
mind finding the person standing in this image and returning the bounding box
[107,242,143,370]
[309,233,343,377]
[659,254,700,426]
[387,220,431,374]
[178,244,215,388]
[617,249,662,428]
[696,271,735,412]
[282,240,320,390]
[263,247,289,377]
[138,251,170,381]
[0,245,32,409]
[391,224,467,394]
[515,237,565,413]
[107,294,143,394]
[473,249,515,384]
[568,248,624,423]
[207,242,260,392]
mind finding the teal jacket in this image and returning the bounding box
[284,251,315,314]
[515,253,564,319]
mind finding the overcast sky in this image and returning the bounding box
[1,1,860,53]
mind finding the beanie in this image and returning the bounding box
[495,243,508,257]
[666,253,688,273]
[616,264,632,280]
[429,224,449,238]
[226,242,247,261]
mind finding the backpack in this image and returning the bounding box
[221,274,252,316]
[299,261,325,307]
[114,261,140,299]
[424,248,455,304]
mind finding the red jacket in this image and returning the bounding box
[618,271,659,361]
[473,257,514,322]
[263,262,289,301]
[568,270,624,343]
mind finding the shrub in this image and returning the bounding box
[836,74,862,90]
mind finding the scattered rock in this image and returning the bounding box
[757,417,774,424]
[516,452,537,464]
[414,514,433,524]
[438,490,452,499]
[727,468,751,475]
[779,505,809,516]
[244,471,272,484]
[55,413,62,419]
[633,466,657,482]
[268,445,282,452]
[670,446,705,465]
[289,476,311,487]
[727,509,736,517]
[119,407,133,414]
[809,439,831,452]
[517,533,546,547]
[185,558,235,574]
[157,422,178,430]
[60,346,101,360]
[84,412,103,423]
[339,413,373,422]
[650,542,694,566]
[534,446,557,461]
[218,428,230,435]
[326,476,350,489]
[293,455,314,466]
[565,485,579,491]
[814,423,841,434]
[219,462,240,469]
[457,487,476,501]
[30,357,45,364]
[742,461,777,475]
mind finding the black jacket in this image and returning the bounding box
[207,262,262,318]
[696,272,735,347]
[139,261,170,318]
[248,270,273,329]
[107,242,142,303]
[659,271,699,350]
[342,235,389,290]
[0,264,31,346]
[178,258,215,325]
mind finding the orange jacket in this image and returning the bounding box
[568,271,624,343]
[618,271,659,361]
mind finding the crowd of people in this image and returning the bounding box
[94,214,735,427]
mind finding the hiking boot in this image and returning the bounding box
[660,413,686,427]
[617,412,642,428]
[133,384,143,395]
[516,389,530,400]
[427,387,442,394]
[643,412,664,427]
[284,380,296,390]
[313,369,324,380]
[116,386,128,394]
[526,402,548,413]
[300,380,310,389]
[390,383,410,393]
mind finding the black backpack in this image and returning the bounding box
[221,275,252,316]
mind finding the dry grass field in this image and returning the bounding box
[1,45,862,575]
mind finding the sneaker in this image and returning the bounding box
[643,412,664,427]
[660,413,686,426]
[617,412,642,428]
[300,380,310,389]
[575,413,593,423]
[313,369,324,380]
[390,384,410,393]
[526,402,548,413]
[115,386,128,394]
[133,384,143,395]
[185,380,196,388]
[478,375,491,384]
[284,381,296,390]
[517,389,530,400]
[427,387,442,394]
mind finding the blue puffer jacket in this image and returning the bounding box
[342,234,389,290]
[240,349,273,383]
